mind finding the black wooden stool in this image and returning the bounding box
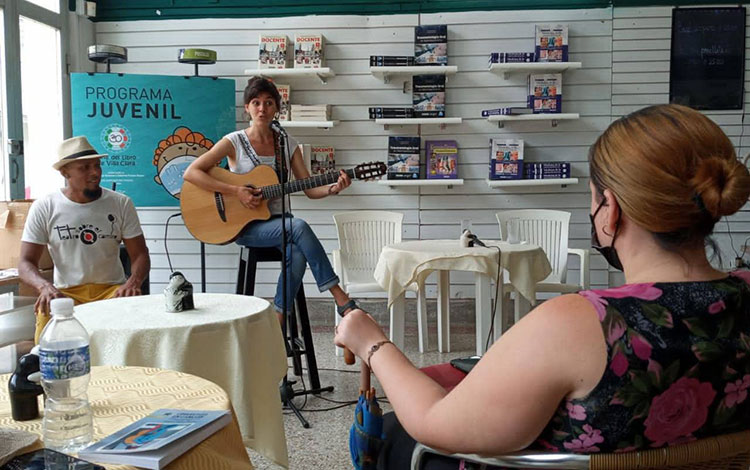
[236,246,323,390]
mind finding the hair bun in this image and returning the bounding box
[690,156,750,219]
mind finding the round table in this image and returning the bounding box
[374,239,552,355]
[0,365,252,470]
[72,294,288,468]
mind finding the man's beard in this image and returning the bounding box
[83,186,102,201]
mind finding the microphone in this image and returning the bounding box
[467,233,487,248]
[269,119,287,136]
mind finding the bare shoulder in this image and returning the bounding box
[521,293,600,333]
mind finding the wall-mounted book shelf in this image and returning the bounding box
[486,178,578,188]
[375,117,462,130]
[488,62,582,79]
[244,67,336,84]
[487,113,579,128]
[370,65,458,83]
[279,120,338,129]
[378,179,464,189]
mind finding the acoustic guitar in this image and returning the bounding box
[180,162,387,245]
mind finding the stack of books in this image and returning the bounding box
[523,162,571,179]
[488,52,535,64]
[481,107,534,117]
[370,55,415,66]
[291,104,330,121]
[369,107,414,119]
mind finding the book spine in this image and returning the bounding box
[370,56,416,66]
[489,52,535,64]
[369,107,414,119]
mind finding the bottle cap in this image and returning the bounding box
[50,297,74,316]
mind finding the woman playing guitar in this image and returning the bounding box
[183,76,360,322]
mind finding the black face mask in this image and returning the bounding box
[590,198,623,271]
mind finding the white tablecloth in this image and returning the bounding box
[375,240,552,306]
[73,294,289,468]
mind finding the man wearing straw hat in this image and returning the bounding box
[18,136,150,342]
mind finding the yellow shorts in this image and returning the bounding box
[34,283,121,343]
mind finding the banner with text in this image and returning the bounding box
[71,73,235,207]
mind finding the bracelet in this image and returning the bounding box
[366,340,393,368]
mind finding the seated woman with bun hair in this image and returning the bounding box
[334,104,750,469]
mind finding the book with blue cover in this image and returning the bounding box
[78,409,231,470]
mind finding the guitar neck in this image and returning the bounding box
[259,169,355,200]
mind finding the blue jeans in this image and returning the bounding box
[235,214,340,314]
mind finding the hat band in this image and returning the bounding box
[63,149,99,160]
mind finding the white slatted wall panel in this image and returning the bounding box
[612,6,750,286]
[92,8,614,298]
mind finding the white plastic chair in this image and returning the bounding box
[332,211,428,353]
[496,210,590,321]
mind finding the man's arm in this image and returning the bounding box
[114,235,150,297]
[19,241,63,314]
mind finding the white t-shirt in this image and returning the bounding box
[21,188,143,289]
[224,130,299,215]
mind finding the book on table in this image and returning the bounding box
[77,409,231,470]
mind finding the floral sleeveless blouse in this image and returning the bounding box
[535,271,750,453]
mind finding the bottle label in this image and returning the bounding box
[40,346,91,380]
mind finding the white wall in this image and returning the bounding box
[611,6,750,285]
[89,5,749,298]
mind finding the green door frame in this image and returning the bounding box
[2,0,68,200]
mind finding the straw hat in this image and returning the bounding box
[53,136,107,170]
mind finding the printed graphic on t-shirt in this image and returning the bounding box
[53,214,120,245]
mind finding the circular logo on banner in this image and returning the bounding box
[79,228,98,245]
[101,124,131,152]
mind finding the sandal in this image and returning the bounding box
[336,299,359,317]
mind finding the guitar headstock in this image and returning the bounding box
[354,161,387,181]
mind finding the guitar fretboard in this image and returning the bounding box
[259,169,356,200]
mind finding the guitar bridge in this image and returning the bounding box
[214,192,227,222]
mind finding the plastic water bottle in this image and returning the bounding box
[39,298,93,453]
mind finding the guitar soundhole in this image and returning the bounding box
[214,192,227,222]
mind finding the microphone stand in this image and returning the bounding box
[274,121,333,429]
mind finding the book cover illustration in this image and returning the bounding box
[258,35,288,69]
[310,146,335,175]
[527,74,562,114]
[84,410,228,454]
[415,24,448,65]
[489,138,524,180]
[276,84,290,121]
[102,423,190,451]
[294,34,325,68]
[412,74,446,118]
[425,140,458,179]
[388,136,420,180]
[535,24,568,62]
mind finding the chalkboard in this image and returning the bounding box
[670,7,746,110]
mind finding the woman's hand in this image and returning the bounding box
[328,170,352,196]
[236,186,263,209]
[334,309,389,360]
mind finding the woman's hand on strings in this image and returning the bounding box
[236,186,262,209]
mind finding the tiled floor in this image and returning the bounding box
[248,298,479,470]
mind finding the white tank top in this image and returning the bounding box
[223,129,299,215]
